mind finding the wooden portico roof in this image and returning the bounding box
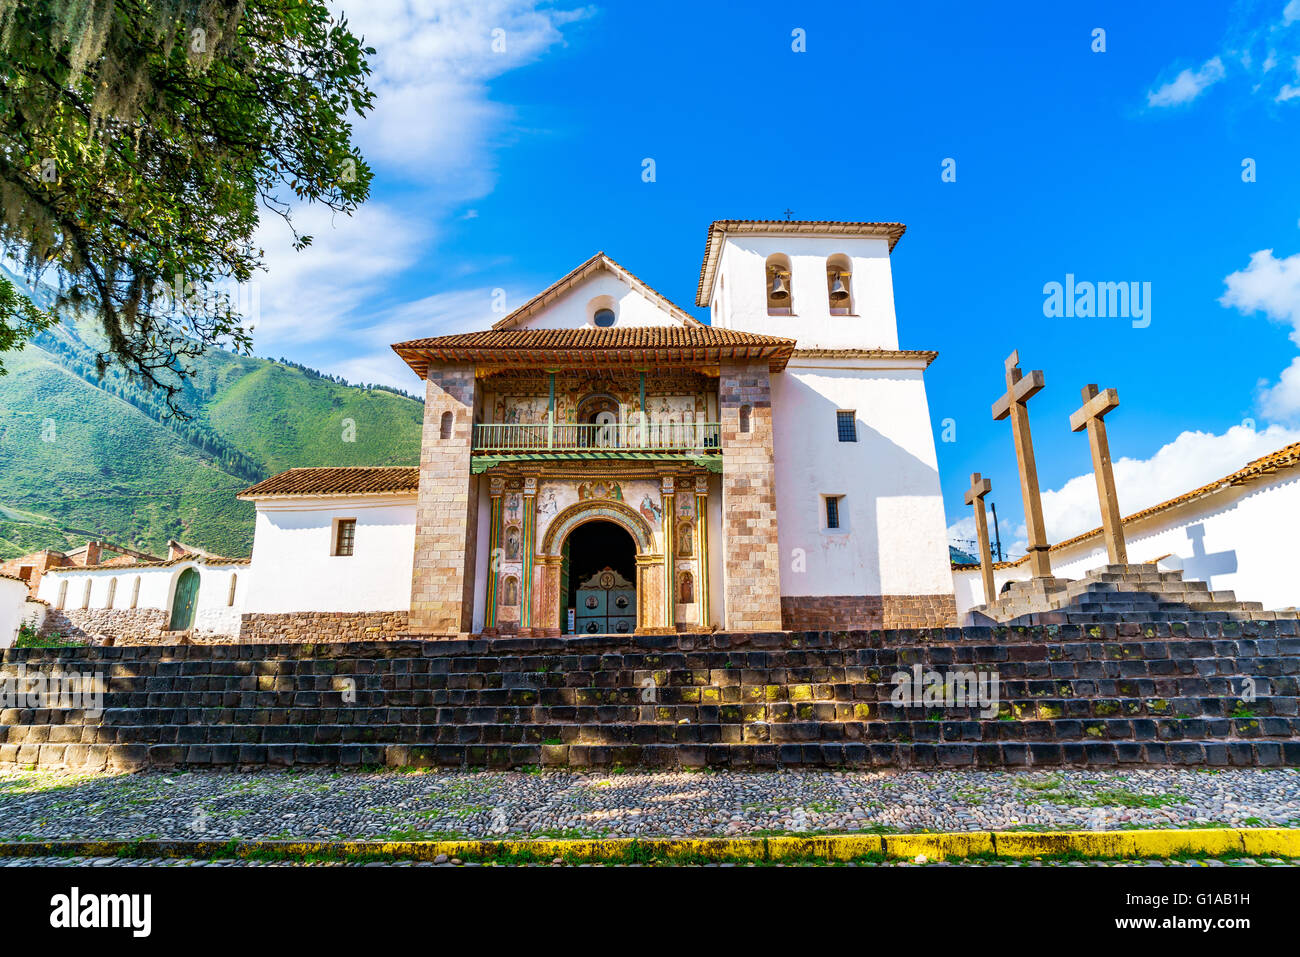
[392,326,796,379]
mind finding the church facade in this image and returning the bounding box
[238,219,957,637]
[28,220,959,643]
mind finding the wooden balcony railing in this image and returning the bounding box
[473,421,722,453]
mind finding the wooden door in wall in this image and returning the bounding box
[169,568,200,631]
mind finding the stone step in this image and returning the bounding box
[2,737,1295,771]
[3,690,1291,736]
[6,713,1297,751]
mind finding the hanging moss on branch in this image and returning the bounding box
[0,0,375,415]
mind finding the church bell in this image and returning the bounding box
[769,271,789,301]
[829,272,849,302]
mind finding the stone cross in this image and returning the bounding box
[991,350,1052,578]
[1069,384,1127,564]
[964,472,996,604]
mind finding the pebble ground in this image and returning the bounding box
[0,766,1297,842]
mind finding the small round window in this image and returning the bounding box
[593,308,616,327]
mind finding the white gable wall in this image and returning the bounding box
[951,471,1300,619]
[772,357,954,598]
[244,495,416,614]
[509,271,686,330]
[0,576,27,648]
[34,560,247,638]
[710,234,900,350]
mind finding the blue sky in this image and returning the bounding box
[253,0,1300,556]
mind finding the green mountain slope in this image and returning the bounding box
[0,274,424,560]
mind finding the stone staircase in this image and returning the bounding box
[972,564,1300,627]
[1,625,1298,771]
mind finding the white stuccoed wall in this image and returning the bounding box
[510,272,685,329]
[770,357,954,597]
[243,495,416,613]
[34,560,248,634]
[709,234,899,349]
[707,227,952,601]
[950,472,1300,619]
[0,576,28,648]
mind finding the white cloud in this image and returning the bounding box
[946,514,976,547]
[335,0,593,188]
[1038,424,1300,544]
[1146,4,1300,108]
[321,286,516,390]
[1220,248,1300,419]
[1147,57,1227,107]
[244,3,592,381]
[1220,248,1300,344]
[250,203,430,347]
[1259,355,1300,418]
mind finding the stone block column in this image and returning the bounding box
[719,361,783,631]
[483,476,505,633]
[660,476,676,631]
[520,477,537,633]
[694,475,710,629]
[409,364,480,635]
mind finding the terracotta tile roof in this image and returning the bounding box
[696,219,908,306]
[238,466,420,500]
[393,326,796,378]
[490,252,704,330]
[964,439,1300,568]
[791,348,939,367]
[67,554,253,571]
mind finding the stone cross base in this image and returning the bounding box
[972,577,1072,623]
[971,563,1300,626]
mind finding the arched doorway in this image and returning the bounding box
[168,567,200,631]
[563,520,637,634]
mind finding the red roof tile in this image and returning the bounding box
[392,326,795,378]
[238,466,420,500]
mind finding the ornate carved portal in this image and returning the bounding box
[533,499,671,635]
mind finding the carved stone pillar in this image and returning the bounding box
[484,475,505,634]
[694,474,710,630]
[520,477,537,634]
[660,476,676,631]
[534,555,562,637]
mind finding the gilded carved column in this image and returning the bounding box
[536,556,562,637]
[520,477,537,633]
[661,475,676,631]
[694,474,709,630]
[484,475,505,633]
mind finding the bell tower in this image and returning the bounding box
[696,219,907,350]
[695,218,958,631]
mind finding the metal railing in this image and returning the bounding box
[473,421,721,453]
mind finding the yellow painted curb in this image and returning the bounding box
[1240,828,1300,857]
[0,829,1294,863]
[992,829,1245,860]
[883,832,997,860]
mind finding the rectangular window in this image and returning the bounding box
[334,519,356,556]
[836,410,857,442]
[825,495,841,530]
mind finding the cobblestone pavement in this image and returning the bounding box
[0,856,1295,867]
[0,766,1296,842]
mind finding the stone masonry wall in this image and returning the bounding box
[409,364,480,635]
[3,623,1298,771]
[719,361,782,630]
[782,595,958,631]
[882,594,958,629]
[41,608,170,645]
[239,611,409,643]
